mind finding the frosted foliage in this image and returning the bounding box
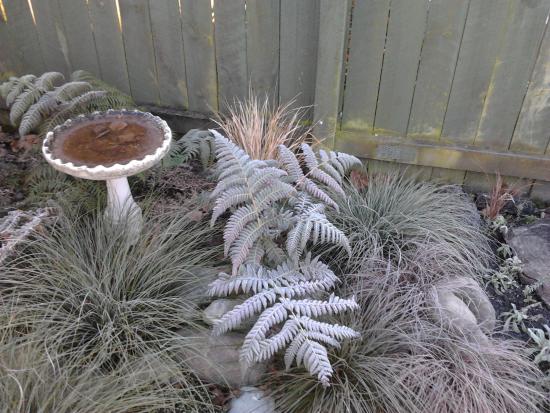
[208,131,361,386]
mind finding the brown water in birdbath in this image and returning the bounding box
[50,116,164,167]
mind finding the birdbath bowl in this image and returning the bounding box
[42,109,171,242]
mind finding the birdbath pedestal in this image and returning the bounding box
[42,109,172,242]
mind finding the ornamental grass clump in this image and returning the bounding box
[0,334,217,413]
[329,172,492,279]
[270,262,547,413]
[0,206,222,372]
[213,94,313,160]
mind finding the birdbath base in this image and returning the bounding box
[105,177,142,243]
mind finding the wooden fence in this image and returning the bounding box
[1,0,550,199]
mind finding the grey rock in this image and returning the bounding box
[177,327,266,388]
[452,277,496,332]
[203,299,243,326]
[185,265,231,305]
[229,387,276,413]
[202,298,257,332]
[431,280,492,346]
[506,217,550,306]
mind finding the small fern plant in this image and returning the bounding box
[0,71,134,137]
[207,130,361,387]
[163,129,215,169]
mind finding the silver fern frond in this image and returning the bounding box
[34,71,64,90]
[54,81,93,102]
[301,143,345,196]
[294,337,333,387]
[3,71,134,137]
[10,87,44,126]
[0,77,17,98]
[208,131,359,386]
[287,201,351,257]
[19,91,59,135]
[5,74,36,106]
[280,294,359,317]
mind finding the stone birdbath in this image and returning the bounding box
[42,109,171,241]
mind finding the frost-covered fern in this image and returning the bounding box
[207,130,361,386]
[0,71,134,137]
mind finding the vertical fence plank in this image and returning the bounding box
[511,23,550,202]
[279,0,319,117]
[56,0,100,76]
[119,0,159,105]
[2,0,45,75]
[464,0,549,194]
[0,7,23,73]
[511,25,550,154]
[181,0,217,113]
[214,0,247,112]
[341,0,390,132]
[374,0,429,136]
[407,0,470,139]
[88,0,131,95]
[31,0,71,76]
[441,0,511,190]
[441,0,510,144]
[149,0,188,108]
[313,0,349,147]
[475,0,550,150]
[407,0,470,183]
[246,0,280,104]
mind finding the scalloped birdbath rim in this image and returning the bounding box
[42,109,172,181]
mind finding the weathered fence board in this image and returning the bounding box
[1,0,550,200]
[214,0,247,112]
[246,0,280,104]
[3,0,44,75]
[88,0,131,95]
[31,0,71,76]
[180,0,217,112]
[475,0,549,150]
[0,3,22,73]
[407,0,470,182]
[57,0,100,77]
[341,0,390,132]
[119,0,159,105]
[511,22,550,201]
[149,0,188,108]
[374,0,428,136]
[407,0,470,139]
[313,0,349,146]
[279,0,319,116]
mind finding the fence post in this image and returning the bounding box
[313,0,350,149]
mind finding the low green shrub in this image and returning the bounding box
[328,172,492,280]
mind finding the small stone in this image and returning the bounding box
[452,277,496,332]
[109,120,128,131]
[177,327,266,388]
[432,288,489,345]
[203,299,258,332]
[203,299,244,326]
[229,387,275,413]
